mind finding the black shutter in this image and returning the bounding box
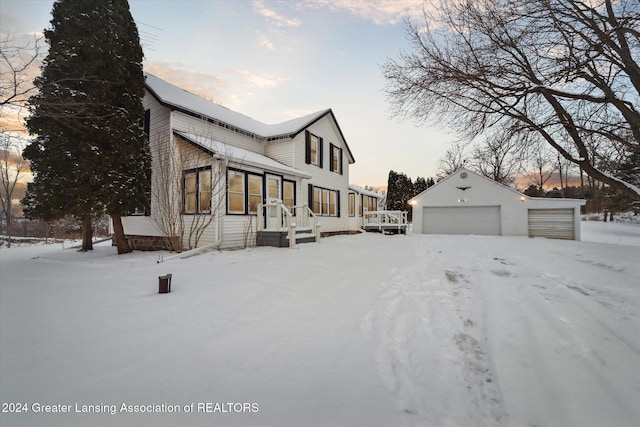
[339,147,343,175]
[319,137,324,168]
[308,183,313,208]
[336,190,341,217]
[305,131,311,164]
[143,109,150,141]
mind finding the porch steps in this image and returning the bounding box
[257,228,316,247]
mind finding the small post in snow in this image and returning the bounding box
[289,223,297,249]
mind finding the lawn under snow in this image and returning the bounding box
[1,222,640,427]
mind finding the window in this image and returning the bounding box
[362,195,377,213]
[248,174,263,214]
[313,187,321,214]
[184,167,212,214]
[358,194,378,216]
[305,131,323,167]
[329,191,336,216]
[349,192,355,216]
[227,170,245,214]
[322,189,330,215]
[227,169,264,215]
[309,185,339,217]
[283,181,295,212]
[330,144,342,174]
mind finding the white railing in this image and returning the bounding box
[363,210,408,231]
[257,202,320,247]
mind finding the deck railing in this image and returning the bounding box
[363,210,408,233]
[257,202,320,246]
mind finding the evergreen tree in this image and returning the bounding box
[23,0,149,253]
[386,170,413,212]
[413,176,429,196]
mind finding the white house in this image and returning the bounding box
[121,73,376,250]
[410,168,586,240]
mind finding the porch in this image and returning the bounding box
[363,211,408,234]
[256,203,320,248]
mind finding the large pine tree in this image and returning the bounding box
[23,0,149,253]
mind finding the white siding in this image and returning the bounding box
[127,90,358,247]
[172,111,264,153]
[292,116,352,233]
[266,138,294,167]
[411,169,584,240]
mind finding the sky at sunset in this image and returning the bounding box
[1,0,457,188]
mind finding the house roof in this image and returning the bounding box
[175,131,312,179]
[349,184,382,199]
[145,73,355,162]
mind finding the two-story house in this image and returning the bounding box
[121,73,379,251]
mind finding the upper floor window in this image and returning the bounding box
[305,131,323,167]
[330,143,342,174]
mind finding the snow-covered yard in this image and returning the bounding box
[1,222,639,427]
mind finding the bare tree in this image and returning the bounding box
[383,0,640,201]
[0,34,42,111]
[437,142,468,179]
[0,35,41,247]
[525,140,556,191]
[150,134,229,252]
[469,129,525,185]
[0,134,28,246]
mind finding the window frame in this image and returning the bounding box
[348,192,355,217]
[227,169,246,215]
[283,180,296,213]
[309,184,340,217]
[227,168,269,215]
[184,166,213,215]
[305,131,323,168]
[330,143,343,174]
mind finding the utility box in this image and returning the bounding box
[159,274,172,294]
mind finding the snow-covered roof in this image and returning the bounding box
[349,184,382,199]
[145,73,331,140]
[175,131,312,179]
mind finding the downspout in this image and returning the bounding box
[159,150,226,262]
[159,208,223,262]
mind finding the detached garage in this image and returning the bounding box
[411,168,586,240]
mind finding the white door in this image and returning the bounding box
[266,174,282,203]
[266,174,282,230]
[422,206,501,235]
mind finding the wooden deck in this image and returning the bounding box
[363,211,408,234]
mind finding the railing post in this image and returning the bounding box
[289,222,296,248]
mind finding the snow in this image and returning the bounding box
[1,222,639,427]
[175,131,312,178]
[145,73,329,139]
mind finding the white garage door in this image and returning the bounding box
[528,209,575,240]
[422,206,501,235]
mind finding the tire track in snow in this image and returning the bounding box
[476,251,640,427]
[361,240,505,427]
